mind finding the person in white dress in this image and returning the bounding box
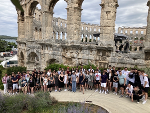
[43,75,48,92]
[64,71,68,91]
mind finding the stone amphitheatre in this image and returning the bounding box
[16,0,150,71]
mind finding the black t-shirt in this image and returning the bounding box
[133,89,142,95]
[129,72,134,78]
[111,70,115,76]
[113,74,118,82]
[12,76,18,84]
[134,72,140,83]
[22,79,27,87]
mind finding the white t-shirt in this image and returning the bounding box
[139,75,144,85]
[75,72,79,77]
[95,73,101,80]
[126,85,133,94]
[58,70,61,75]
[88,69,94,73]
[47,72,51,76]
[143,76,149,87]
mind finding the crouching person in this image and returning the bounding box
[131,86,143,103]
[21,76,27,94]
[125,84,133,98]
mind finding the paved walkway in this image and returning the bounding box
[50,90,150,113]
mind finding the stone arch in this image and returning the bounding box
[46,58,59,65]
[20,51,25,66]
[48,0,68,12]
[28,52,39,62]
[75,0,84,8]
[28,0,42,16]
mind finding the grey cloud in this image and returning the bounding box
[0,0,149,36]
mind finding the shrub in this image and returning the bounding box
[83,63,97,71]
[45,63,98,72]
[6,66,26,75]
[0,69,3,90]
[45,63,69,72]
[0,91,57,113]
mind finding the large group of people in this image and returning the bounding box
[2,65,149,104]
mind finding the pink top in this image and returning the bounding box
[2,76,9,84]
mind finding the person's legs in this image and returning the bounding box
[72,82,74,92]
[44,85,46,92]
[74,81,76,92]
[13,84,15,94]
[80,84,81,92]
[82,85,84,94]
[25,87,27,94]
[3,84,7,94]
[31,87,34,94]
[109,82,112,91]
[121,87,124,95]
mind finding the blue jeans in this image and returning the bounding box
[72,81,76,92]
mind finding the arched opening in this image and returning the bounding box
[81,0,100,24]
[46,59,58,65]
[139,47,143,51]
[29,1,41,16]
[20,51,24,67]
[28,1,42,40]
[28,52,39,62]
[49,0,67,40]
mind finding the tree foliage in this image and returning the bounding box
[0,39,17,52]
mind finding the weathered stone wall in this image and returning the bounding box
[118,26,146,52]
[16,0,150,70]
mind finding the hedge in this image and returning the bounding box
[6,66,26,75]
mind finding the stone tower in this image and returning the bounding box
[145,0,150,49]
[100,0,119,49]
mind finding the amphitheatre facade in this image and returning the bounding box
[16,0,150,70]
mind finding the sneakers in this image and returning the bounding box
[116,93,117,95]
[99,90,101,93]
[102,90,104,94]
[119,95,123,98]
[113,92,116,94]
[55,90,57,92]
[142,95,145,101]
[105,91,107,95]
[137,102,139,104]
[95,89,98,92]
[64,89,67,91]
[13,93,14,95]
[126,95,129,98]
[142,100,147,104]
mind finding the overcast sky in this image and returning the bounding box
[0,0,149,37]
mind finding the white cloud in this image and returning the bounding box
[0,0,149,36]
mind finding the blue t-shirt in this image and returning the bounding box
[118,74,125,85]
[101,74,107,83]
